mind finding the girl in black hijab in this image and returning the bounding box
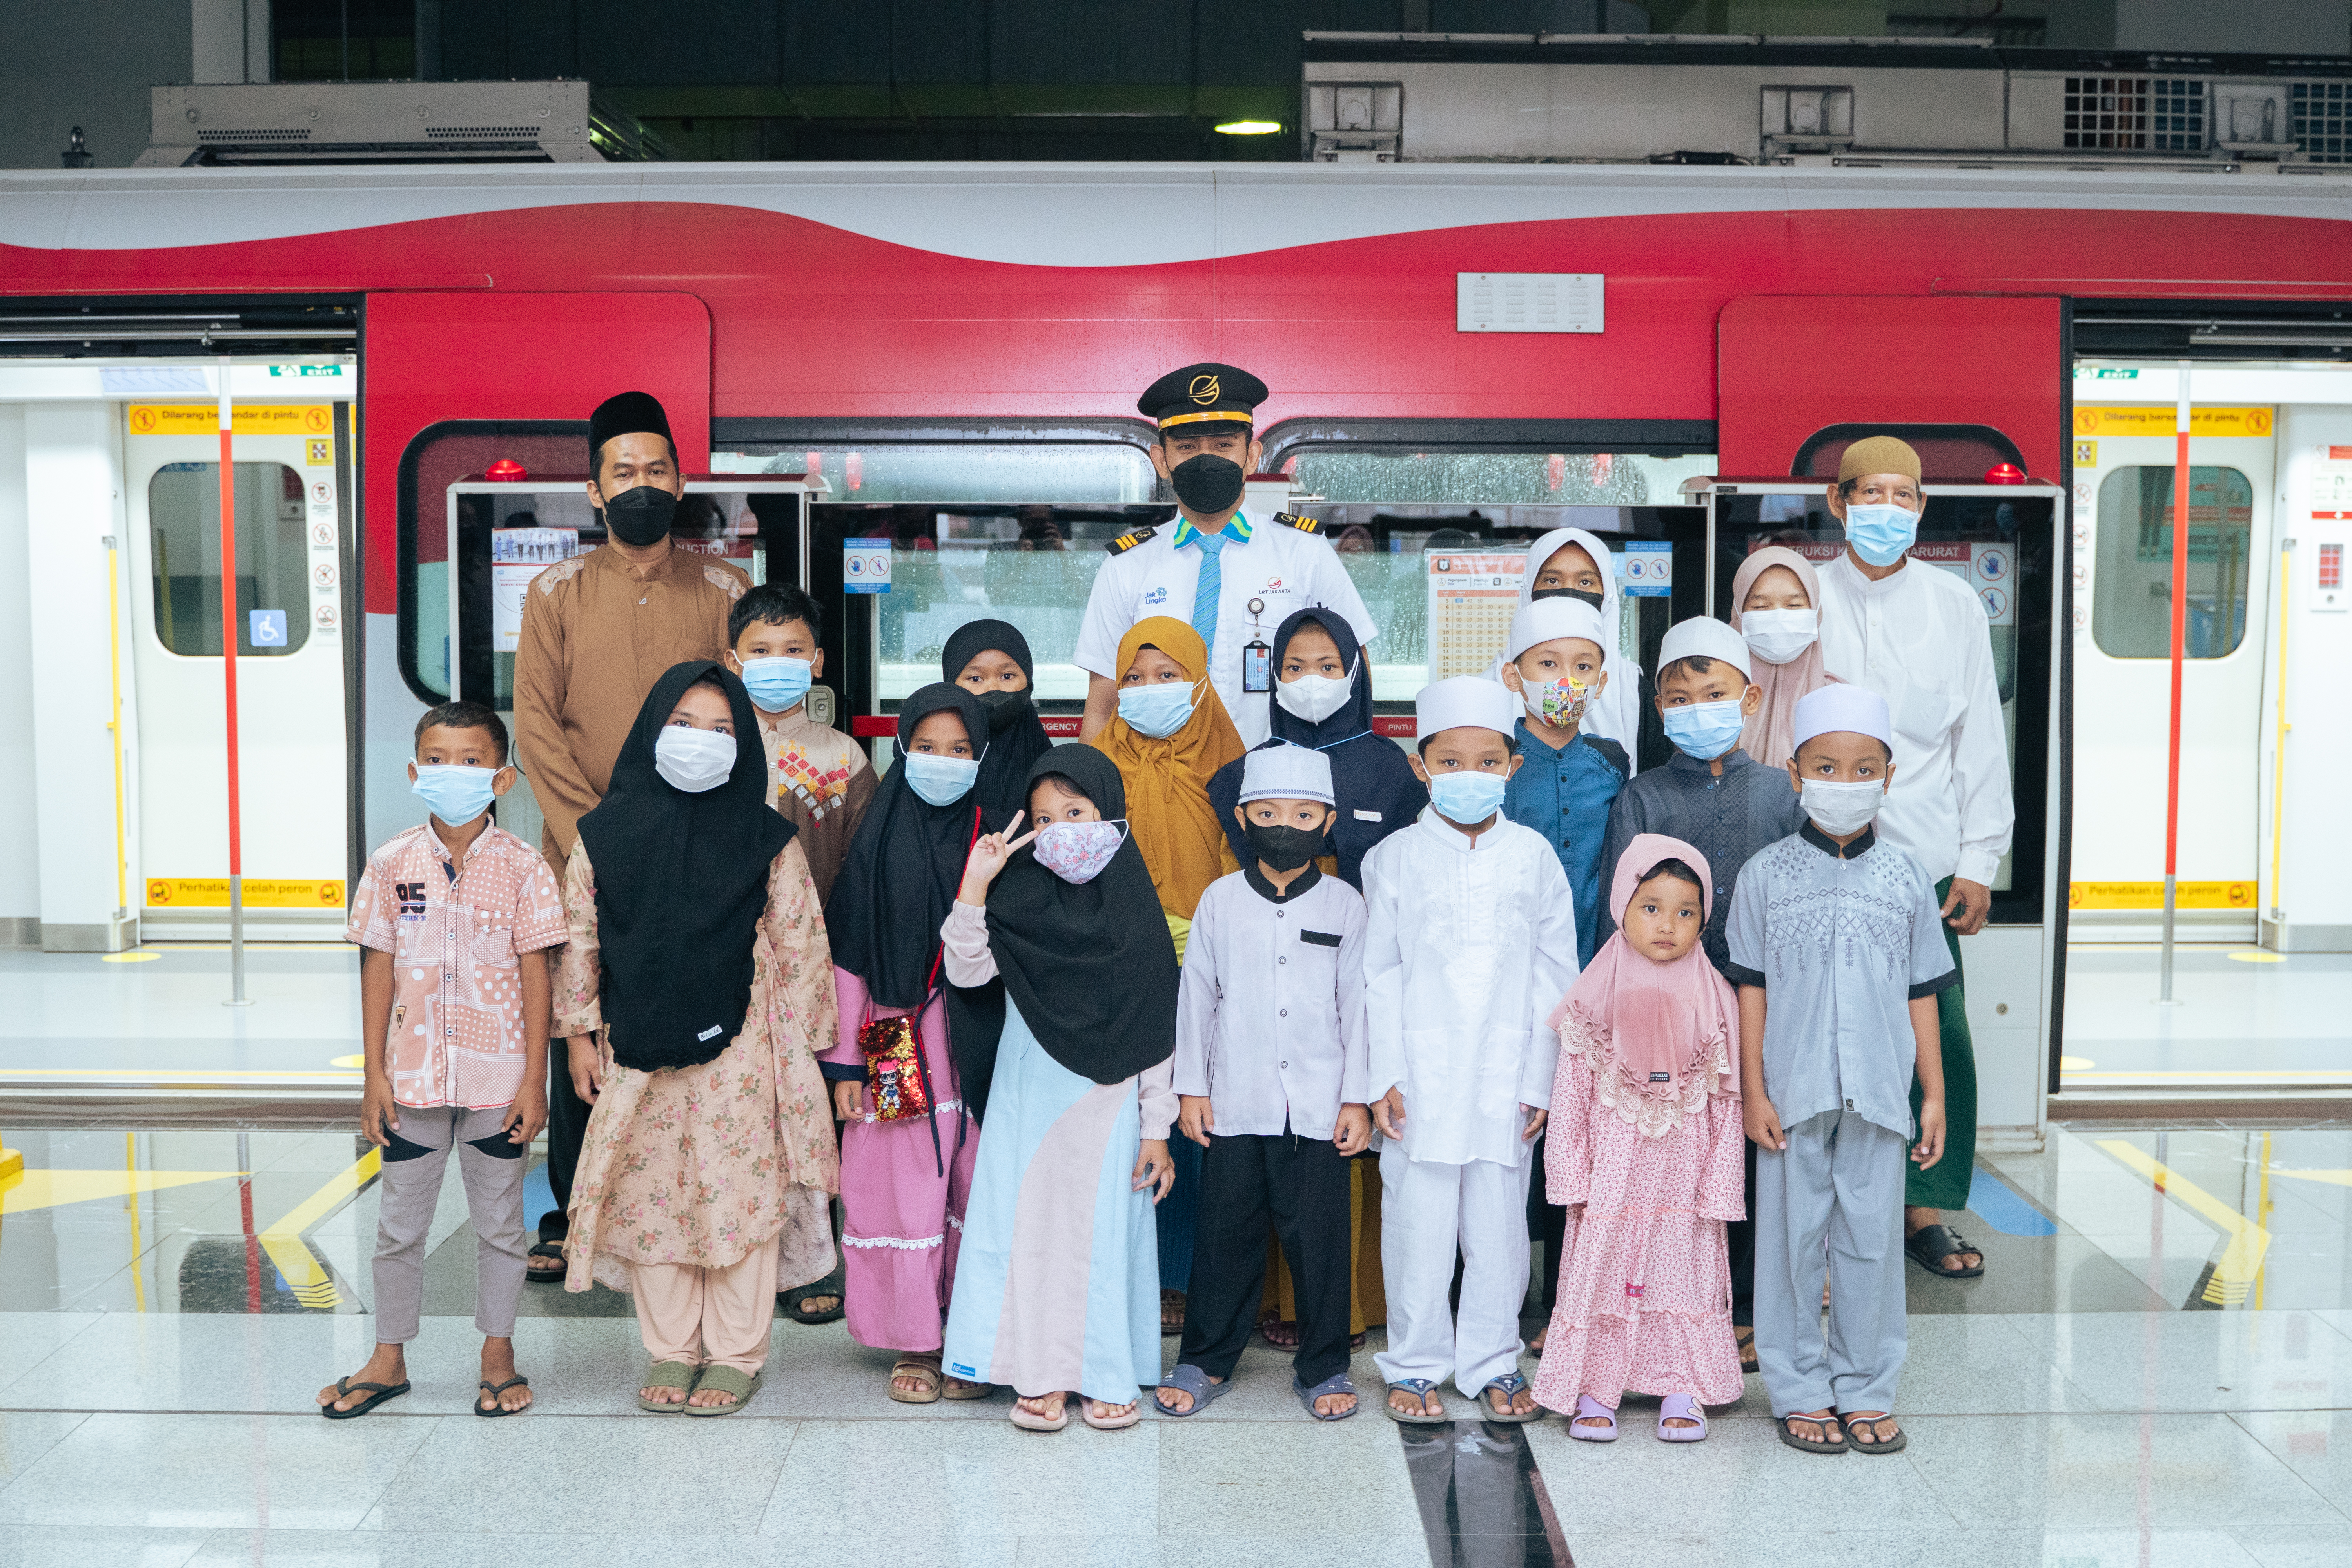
[817,683,1016,1402]
[937,747,1180,1433]
[554,661,840,1415]
[942,619,1055,816]
[1207,606,1427,889]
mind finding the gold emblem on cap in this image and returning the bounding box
[1189,374,1221,405]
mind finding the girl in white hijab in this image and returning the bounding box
[1504,527,1645,761]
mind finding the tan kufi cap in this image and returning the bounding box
[1837,436,1922,483]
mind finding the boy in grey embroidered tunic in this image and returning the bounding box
[1726,684,1955,1457]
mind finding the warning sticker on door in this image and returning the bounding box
[146,878,347,909]
[127,405,334,436]
[2068,881,2256,911]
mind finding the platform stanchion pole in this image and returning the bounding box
[219,358,251,1007]
[2160,362,2190,1004]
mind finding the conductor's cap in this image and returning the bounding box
[1139,362,1266,433]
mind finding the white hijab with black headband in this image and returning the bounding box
[1502,525,1645,756]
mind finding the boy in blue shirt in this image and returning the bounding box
[1498,597,1628,969]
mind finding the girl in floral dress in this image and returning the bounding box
[557,661,840,1415]
[1532,833,1746,1442]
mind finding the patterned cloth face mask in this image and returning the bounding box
[1032,820,1128,885]
[1522,674,1589,729]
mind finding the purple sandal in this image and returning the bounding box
[1568,1393,1618,1441]
[1657,1393,1708,1442]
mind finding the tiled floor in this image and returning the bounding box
[2,1116,2349,1566]
[2062,944,2352,1087]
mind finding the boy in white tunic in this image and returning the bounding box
[1365,676,1579,1424]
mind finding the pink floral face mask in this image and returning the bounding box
[1032,819,1127,885]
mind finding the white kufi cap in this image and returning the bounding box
[1657,616,1753,682]
[1505,596,1609,663]
[1790,684,1893,752]
[1415,676,1517,742]
[1238,742,1335,806]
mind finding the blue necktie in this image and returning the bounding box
[1190,530,1228,655]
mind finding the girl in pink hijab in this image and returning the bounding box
[1730,546,1840,772]
[1531,833,1746,1442]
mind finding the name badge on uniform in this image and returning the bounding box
[1242,639,1271,693]
[1301,930,1342,948]
[1352,809,1381,822]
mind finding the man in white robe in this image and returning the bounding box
[1364,676,1580,1423]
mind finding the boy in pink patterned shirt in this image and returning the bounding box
[318,702,566,1420]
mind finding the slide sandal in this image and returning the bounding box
[1904,1223,1985,1278]
[1294,1370,1359,1421]
[781,1264,846,1326]
[682,1365,761,1416]
[637,1360,699,1413]
[888,1356,943,1405]
[524,1240,566,1285]
[320,1377,409,1420]
[1569,1394,1618,1442]
[1153,1363,1230,1417]
[1657,1393,1708,1442]
[474,1376,530,1417]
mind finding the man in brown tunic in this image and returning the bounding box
[513,390,746,1274]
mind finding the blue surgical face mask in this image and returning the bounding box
[1662,699,1746,761]
[902,751,979,807]
[1843,502,1920,568]
[411,764,499,826]
[1118,680,1197,740]
[737,655,812,713]
[1426,770,1506,826]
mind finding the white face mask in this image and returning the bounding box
[1275,664,1354,725]
[1742,608,1819,666]
[1800,778,1884,836]
[653,725,739,793]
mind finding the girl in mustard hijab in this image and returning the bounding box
[1089,615,1244,1330]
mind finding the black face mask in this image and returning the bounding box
[1243,819,1323,875]
[597,485,679,548]
[1169,453,1247,515]
[976,688,1033,731]
[1531,586,1606,614]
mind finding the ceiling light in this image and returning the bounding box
[1214,120,1282,135]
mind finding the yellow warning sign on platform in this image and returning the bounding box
[127,405,333,436]
[2069,881,2257,911]
[2072,407,2273,438]
[145,878,347,909]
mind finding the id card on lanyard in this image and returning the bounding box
[1241,596,1272,693]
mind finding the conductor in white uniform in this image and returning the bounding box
[1076,363,1375,747]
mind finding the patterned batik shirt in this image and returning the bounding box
[347,822,567,1110]
[756,706,878,904]
[1724,822,1958,1139]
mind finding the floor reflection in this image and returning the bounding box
[1400,1419,1568,1568]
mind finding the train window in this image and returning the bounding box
[147,461,310,657]
[1286,450,1716,507]
[2091,465,2254,658]
[713,445,1159,504]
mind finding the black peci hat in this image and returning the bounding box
[1137,363,1266,434]
[588,390,675,472]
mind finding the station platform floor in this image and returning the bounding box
[2060,943,2352,1091]
[3,944,2350,1566]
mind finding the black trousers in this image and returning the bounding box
[1726,1135,1758,1324]
[538,1048,592,1241]
[1178,1126,1354,1388]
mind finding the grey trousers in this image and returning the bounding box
[372,1103,528,1344]
[1753,1108,1909,1419]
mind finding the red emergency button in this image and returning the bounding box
[487,458,529,481]
[1983,463,2026,485]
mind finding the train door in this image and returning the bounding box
[123,401,351,940]
[2068,402,2275,941]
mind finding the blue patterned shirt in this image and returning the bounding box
[1725,824,1959,1139]
[1502,720,1628,967]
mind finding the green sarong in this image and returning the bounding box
[1903,875,1976,1211]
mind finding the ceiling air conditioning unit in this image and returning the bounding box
[135,80,666,167]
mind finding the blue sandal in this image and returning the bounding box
[1479,1371,1543,1423]
[1384,1378,1449,1425]
[1294,1370,1359,1421]
[1152,1363,1231,1417]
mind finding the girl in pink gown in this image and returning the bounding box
[1532,833,1747,1442]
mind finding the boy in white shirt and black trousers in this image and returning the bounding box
[1156,744,1373,1421]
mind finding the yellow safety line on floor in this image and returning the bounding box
[254,1148,380,1311]
[2096,1140,2272,1307]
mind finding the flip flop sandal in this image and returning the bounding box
[888,1356,944,1405]
[781,1265,847,1326]
[1657,1393,1708,1443]
[474,1376,530,1417]
[1776,1412,1848,1455]
[1735,1328,1759,1375]
[1568,1394,1618,1442]
[1010,1394,1070,1432]
[1478,1371,1543,1424]
[1904,1223,1986,1278]
[1082,1397,1142,1430]
[320,1377,409,1420]
[525,1240,567,1284]
[1384,1378,1449,1425]
[1153,1363,1231,1417]
[1294,1370,1359,1421]
[1840,1412,1908,1454]
[637,1360,699,1414]
[682,1365,761,1416]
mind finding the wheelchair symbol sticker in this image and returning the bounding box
[250,609,288,647]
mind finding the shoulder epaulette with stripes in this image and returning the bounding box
[1272,511,1324,535]
[1104,524,1160,555]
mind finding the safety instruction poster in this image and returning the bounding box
[491,528,582,653]
[1425,550,1524,681]
[1751,539,2014,626]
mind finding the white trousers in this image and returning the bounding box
[1374,1141,1533,1396]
